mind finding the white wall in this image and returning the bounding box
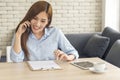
[102,0,120,31]
[0,0,102,55]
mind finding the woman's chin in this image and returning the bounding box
[32,30,42,34]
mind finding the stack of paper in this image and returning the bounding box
[27,61,62,71]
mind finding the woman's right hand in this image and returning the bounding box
[16,21,31,36]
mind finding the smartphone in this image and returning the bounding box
[26,25,31,33]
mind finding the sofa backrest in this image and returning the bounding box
[102,27,120,59]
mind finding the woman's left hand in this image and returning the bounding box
[54,50,75,61]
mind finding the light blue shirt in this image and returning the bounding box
[10,27,79,62]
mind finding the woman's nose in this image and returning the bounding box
[36,21,41,27]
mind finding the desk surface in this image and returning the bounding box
[0,57,120,80]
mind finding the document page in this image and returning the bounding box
[27,61,62,71]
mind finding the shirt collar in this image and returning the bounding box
[44,28,50,38]
[30,28,50,40]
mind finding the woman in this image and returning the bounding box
[10,1,79,62]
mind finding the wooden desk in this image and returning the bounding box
[0,57,120,80]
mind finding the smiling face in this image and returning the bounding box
[30,11,49,35]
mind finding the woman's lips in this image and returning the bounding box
[33,26,40,30]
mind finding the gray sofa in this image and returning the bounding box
[65,27,120,68]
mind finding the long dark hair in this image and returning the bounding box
[15,1,52,59]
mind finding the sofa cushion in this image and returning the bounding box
[83,34,110,58]
[102,27,120,59]
[65,33,96,58]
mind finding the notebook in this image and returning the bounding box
[71,61,94,70]
[27,60,62,71]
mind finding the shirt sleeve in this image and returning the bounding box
[58,29,79,59]
[10,34,24,62]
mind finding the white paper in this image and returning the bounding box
[27,61,61,70]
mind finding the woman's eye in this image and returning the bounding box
[41,21,45,23]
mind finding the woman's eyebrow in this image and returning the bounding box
[41,18,47,20]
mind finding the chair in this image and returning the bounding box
[105,40,120,68]
[6,46,12,62]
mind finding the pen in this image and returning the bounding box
[54,50,58,60]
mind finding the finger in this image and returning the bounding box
[54,50,59,60]
[24,21,31,28]
[54,50,58,60]
[22,23,27,30]
[57,53,62,60]
[25,21,31,27]
[56,53,62,60]
[54,50,60,58]
[59,54,65,61]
